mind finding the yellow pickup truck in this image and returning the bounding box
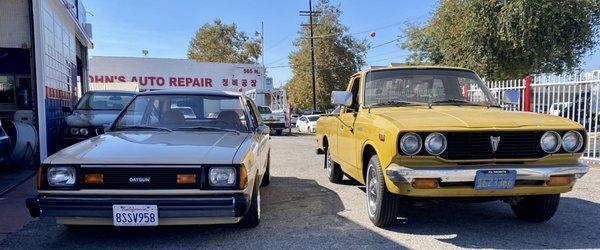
[316,66,589,227]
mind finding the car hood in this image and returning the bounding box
[373,106,582,130]
[65,110,121,127]
[45,131,251,165]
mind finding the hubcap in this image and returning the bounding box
[326,150,333,177]
[367,164,378,217]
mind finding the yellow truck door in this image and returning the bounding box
[337,76,361,177]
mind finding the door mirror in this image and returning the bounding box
[62,106,73,114]
[331,91,352,107]
[257,124,270,135]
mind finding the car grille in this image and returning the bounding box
[439,132,547,160]
[80,167,202,189]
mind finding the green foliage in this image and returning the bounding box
[402,0,600,80]
[286,0,368,110]
[187,19,262,63]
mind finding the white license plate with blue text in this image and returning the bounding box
[112,205,158,226]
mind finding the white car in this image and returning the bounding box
[549,102,571,116]
[296,115,320,133]
[26,89,271,228]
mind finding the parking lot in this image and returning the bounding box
[0,134,599,249]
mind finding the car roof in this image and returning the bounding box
[88,90,137,94]
[355,66,477,76]
[137,89,243,97]
[302,114,320,118]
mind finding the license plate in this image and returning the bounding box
[112,205,158,226]
[474,170,516,190]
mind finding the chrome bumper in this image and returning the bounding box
[386,163,589,184]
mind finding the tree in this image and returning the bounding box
[402,0,600,80]
[187,19,262,63]
[286,0,368,110]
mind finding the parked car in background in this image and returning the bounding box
[290,114,299,125]
[27,89,271,228]
[296,115,320,133]
[62,90,135,146]
[549,102,571,116]
[258,106,288,135]
[559,93,598,130]
[316,66,589,227]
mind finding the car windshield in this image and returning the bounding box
[75,92,135,111]
[307,116,320,122]
[112,94,249,132]
[258,106,272,114]
[364,69,496,107]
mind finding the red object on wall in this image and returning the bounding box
[524,75,532,112]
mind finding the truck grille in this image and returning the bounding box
[440,132,547,160]
[80,167,202,189]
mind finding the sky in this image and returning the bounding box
[86,0,600,87]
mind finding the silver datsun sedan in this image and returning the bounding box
[26,89,271,228]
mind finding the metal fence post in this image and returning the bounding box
[524,75,532,112]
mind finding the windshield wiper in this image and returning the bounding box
[369,101,421,107]
[178,125,241,135]
[116,125,173,132]
[432,99,487,106]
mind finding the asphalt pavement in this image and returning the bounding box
[0,134,599,249]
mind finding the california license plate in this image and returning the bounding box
[474,170,516,190]
[112,205,158,226]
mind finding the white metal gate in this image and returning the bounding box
[480,71,600,163]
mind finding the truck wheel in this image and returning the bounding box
[261,153,271,187]
[325,147,343,183]
[275,129,283,136]
[238,185,260,228]
[510,194,560,222]
[366,155,400,227]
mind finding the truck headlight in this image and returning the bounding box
[424,133,447,155]
[69,128,80,135]
[79,128,89,136]
[562,131,583,152]
[208,167,236,186]
[540,131,561,153]
[47,166,76,186]
[400,133,422,155]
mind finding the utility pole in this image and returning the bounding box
[300,0,318,112]
[261,22,265,67]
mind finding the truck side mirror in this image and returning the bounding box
[257,124,270,135]
[331,91,352,107]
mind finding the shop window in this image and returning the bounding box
[0,76,16,104]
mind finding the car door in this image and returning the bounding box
[246,99,269,175]
[337,76,361,177]
[298,117,308,132]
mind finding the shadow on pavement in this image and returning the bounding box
[0,176,407,249]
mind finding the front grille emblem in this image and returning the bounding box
[490,136,501,152]
[129,177,151,183]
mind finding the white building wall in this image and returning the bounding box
[0,0,31,48]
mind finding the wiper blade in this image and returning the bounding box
[369,101,420,107]
[178,125,241,135]
[116,125,173,132]
[432,99,487,106]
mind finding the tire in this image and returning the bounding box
[275,129,283,136]
[238,185,260,228]
[325,147,343,183]
[366,155,400,227]
[261,154,271,187]
[510,194,560,222]
[307,127,312,133]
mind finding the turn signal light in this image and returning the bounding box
[547,176,573,186]
[239,165,248,189]
[177,174,197,184]
[85,174,104,184]
[411,178,439,189]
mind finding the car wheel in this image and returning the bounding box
[366,155,400,227]
[238,185,260,228]
[275,129,283,136]
[325,147,343,183]
[307,127,312,133]
[510,194,560,222]
[261,154,271,187]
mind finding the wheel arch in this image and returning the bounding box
[361,142,378,183]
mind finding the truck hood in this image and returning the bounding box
[46,131,251,165]
[65,110,121,127]
[373,106,581,130]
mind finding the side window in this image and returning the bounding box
[350,77,361,111]
[246,99,260,128]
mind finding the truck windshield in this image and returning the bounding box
[364,69,496,107]
[76,92,135,111]
[258,106,272,114]
[112,94,249,132]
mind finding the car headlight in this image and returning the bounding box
[47,166,76,186]
[562,131,583,153]
[79,128,89,136]
[208,167,236,186]
[540,131,561,153]
[400,133,422,155]
[424,132,447,155]
[69,128,80,135]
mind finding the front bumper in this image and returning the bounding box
[386,163,589,197]
[264,122,288,129]
[26,194,248,225]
